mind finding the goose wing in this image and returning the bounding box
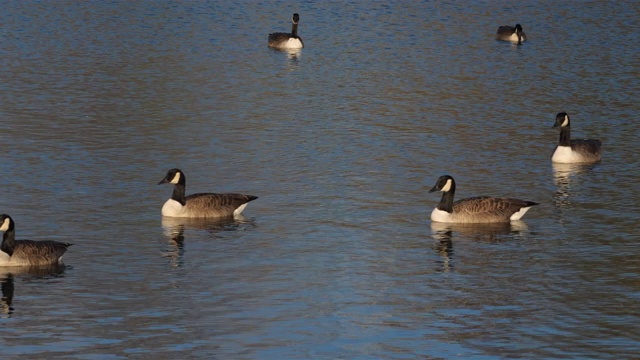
[452,196,537,222]
[185,193,257,216]
[12,240,72,265]
[496,25,515,36]
[571,139,602,158]
[268,32,291,44]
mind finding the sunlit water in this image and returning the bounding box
[1,1,639,359]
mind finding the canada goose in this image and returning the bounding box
[268,13,304,49]
[158,168,258,218]
[0,214,72,267]
[496,24,527,44]
[551,112,602,163]
[428,175,538,223]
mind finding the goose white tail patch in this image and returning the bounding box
[0,218,9,231]
[510,206,533,220]
[234,203,248,217]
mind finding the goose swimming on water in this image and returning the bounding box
[0,214,72,267]
[496,24,527,44]
[428,175,538,223]
[551,112,602,163]
[268,13,304,49]
[158,168,258,218]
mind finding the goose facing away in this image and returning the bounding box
[268,13,304,49]
[552,112,602,163]
[158,168,258,218]
[496,24,527,44]
[0,214,72,267]
[428,175,539,223]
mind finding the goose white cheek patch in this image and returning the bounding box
[441,179,452,192]
[170,172,181,184]
[0,218,9,231]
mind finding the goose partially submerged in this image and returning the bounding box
[0,214,72,267]
[158,168,258,218]
[496,24,527,44]
[428,175,538,223]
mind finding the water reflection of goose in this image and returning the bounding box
[161,215,253,267]
[429,222,528,273]
[0,264,66,317]
[430,224,454,273]
[284,48,302,68]
[161,214,252,235]
[0,274,13,316]
[552,162,598,209]
[553,162,598,187]
[160,221,185,268]
[431,221,529,243]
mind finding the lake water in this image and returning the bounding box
[1,1,639,359]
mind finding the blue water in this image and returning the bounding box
[1,1,639,359]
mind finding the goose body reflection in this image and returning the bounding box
[283,48,302,68]
[0,263,66,277]
[552,162,598,188]
[431,221,529,242]
[430,224,455,273]
[552,162,599,213]
[0,274,13,316]
[161,215,253,268]
[161,213,252,236]
[0,264,66,317]
[429,221,529,273]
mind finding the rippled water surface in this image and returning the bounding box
[1,1,639,359]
